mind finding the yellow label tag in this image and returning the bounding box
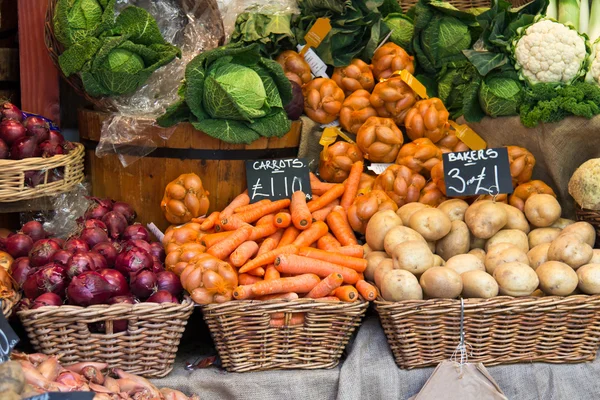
[319,127,339,147]
[300,18,332,56]
[337,130,356,144]
[449,121,487,151]
[398,70,429,99]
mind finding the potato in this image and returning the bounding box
[500,203,530,233]
[0,390,20,400]
[366,210,403,251]
[374,259,394,289]
[531,289,545,297]
[536,261,578,296]
[363,243,373,257]
[493,262,539,296]
[590,249,600,264]
[485,244,529,274]
[445,254,485,275]
[527,243,550,270]
[470,236,487,250]
[365,251,389,282]
[560,221,596,247]
[419,267,463,299]
[427,241,436,253]
[465,201,508,239]
[0,361,24,394]
[468,248,486,263]
[383,226,426,255]
[380,269,423,301]
[436,220,470,261]
[437,199,469,222]
[551,218,576,229]
[524,194,561,227]
[547,233,593,269]
[461,270,499,298]
[433,254,445,266]
[485,229,529,253]
[392,240,434,275]
[409,208,452,241]
[397,202,428,225]
[528,228,561,248]
[577,264,600,294]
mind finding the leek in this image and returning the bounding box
[590,0,600,43]
[546,0,558,19]
[580,0,589,34]
[558,0,581,30]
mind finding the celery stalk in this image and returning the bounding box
[590,0,600,43]
[558,0,581,30]
[580,0,589,34]
[546,0,558,19]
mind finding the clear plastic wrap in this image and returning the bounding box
[43,183,92,239]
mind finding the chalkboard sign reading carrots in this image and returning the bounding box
[245,158,312,203]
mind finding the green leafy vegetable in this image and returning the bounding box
[383,13,414,50]
[479,73,523,117]
[157,43,292,144]
[54,0,116,47]
[230,12,297,58]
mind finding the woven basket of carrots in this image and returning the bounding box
[165,163,373,372]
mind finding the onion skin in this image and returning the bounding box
[63,238,89,254]
[149,242,166,262]
[0,119,26,145]
[65,253,96,278]
[114,248,153,278]
[130,270,157,299]
[156,271,183,297]
[84,201,111,220]
[99,269,129,297]
[92,242,117,267]
[22,263,68,299]
[52,250,73,266]
[23,116,50,143]
[66,271,112,306]
[9,257,34,287]
[88,251,107,270]
[83,219,107,231]
[1,102,23,121]
[5,233,34,258]
[21,221,46,242]
[29,239,62,267]
[11,136,40,159]
[31,292,63,309]
[80,227,109,248]
[102,211,128,239]
[39,140,64,157]
[121,239,152,255]
[122,224,150,242]
[112,202,136,224]
[147,290,178,304]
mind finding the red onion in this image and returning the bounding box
[93,198,113,210]
[0,138,8,159]
[80,227,109,248]
[130,270,157,299]
[48,167,64,183]
[102,212,127,239]
[66,271,112,306]
[32,292,63,309]
[84,203,111,220]
[151,256,164,274]
[21,221,46,242]
[83,219,107,231]
[112,202,136,224]
[114,248,153,278]
[122,224,150,242]
[0,119,26,145]
[121,239,152,255]
[22,263,68,299]
[98,269,129,297]
[108,295,134,305]
[50,238,65,248]
[24,170,45,187]
[4,233,34,258]
[65,253,96,278]
[147,290,178,304]
[29,239,62,267]
[11,136,40,159]
[62,141,75,153]
[23,116,50,142]
[107,295,134,332]
[156,271,182,297]
[52,250,73,266]
[149,242,166,262]
[39,140,64,157]
[0,102,23,121]
[9,257,34,287]
[63,238,89,254]
[88,251,107,270]
[48,130,65,144]
[92,242,117,267]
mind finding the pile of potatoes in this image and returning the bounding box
[364,194,600,301]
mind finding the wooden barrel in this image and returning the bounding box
[78,109,302,231]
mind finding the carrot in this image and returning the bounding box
[257,230,283,256]
[233,284,255,300]
[333,285,359,302]
[238,244,299,274]
[256,213,275,226]
[306,184,345,213]
[207,225,253,260]
[278,226,300,247]
[249,222,279,242]
[220,191,249,219]
[317,233,341,251]
[337,245,364,258]
[199,212,220,231]
[356,280,377,301]
[264,265,280,281]
[340,161,364,209]
[298,247,367,272]
[234,199,270,214]
[290,191,312,230]
[239,274,263,285]
[314,296,340,302]
[274,212,292,228]
[191,216,207,224]
[292,221,329,248]
[201,231,234,248]
[311,199,339,222]
[310,172,336,195]
[229,241,259,267]
[247,266,265,277]
[327,209,358,246]
[305,272,344,299]
[221,199,291,230]
[270,314,305,327]
[250,273,321,296]
[258,292,298,301]
[275,254,360,284]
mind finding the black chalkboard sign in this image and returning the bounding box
[245,158,312,203]
[442,148,513,197]
[24,393,95,400]
[0,300,19,363]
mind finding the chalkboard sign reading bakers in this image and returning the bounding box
[442,148,513,197]
[245,158,312,203]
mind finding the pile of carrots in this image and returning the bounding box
[188,162,377,323]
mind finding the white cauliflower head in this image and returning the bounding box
[513,19,590,86]
[589,41,600,85]
[569,158,600,210]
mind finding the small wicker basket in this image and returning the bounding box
[575,205,600,247]
[376,295,600,369]
[2,291,21,318]
[201,299,369,372]
[17,298,194,378]
[399,0,531,11]
[0,143,85,202]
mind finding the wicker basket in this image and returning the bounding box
[399,0,531,11]
[2,291,21,318]
[44,0,225,111]
[0,143,85,202]
[201,299,369,372]
[376,295,600,369]
[17,298,194,378]
[575,205,600,247]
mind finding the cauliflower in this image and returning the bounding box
[512,19,590,86]
[569,158,600,210]
[588,40,600,85]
